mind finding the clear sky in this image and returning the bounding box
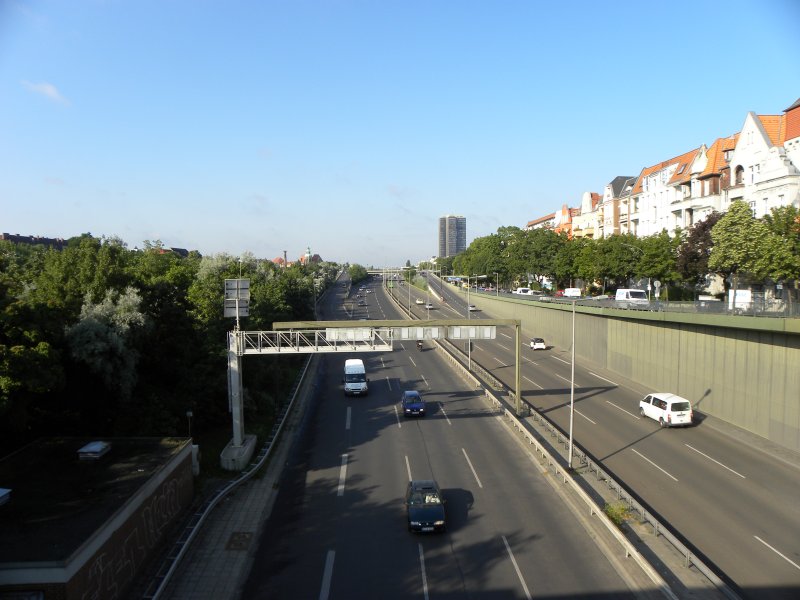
[2,0,799,267]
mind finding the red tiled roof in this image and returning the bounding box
[526,213,555,228]
[631,147,701,195]
[758,114,786,146]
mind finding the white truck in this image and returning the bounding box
[615,288,649,309]
[343,359,369,396]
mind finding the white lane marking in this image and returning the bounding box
[493,357,505,365]
[337,454,349,496]
[500,332,512,339]
[502,535,532,600]
[589,371,618,386]
[462,448,483,488]
[410,357,417,367]
[552,356,570,365]
[754,536,800,571]
[345,407,351,430]
[497,343,512,351]
[380,357,386,368]
[386,376,392,391]
[555,373,578,386]
[439,403,452,425]
[523,375,543,389]
[605,400,640,419]
[685,444,746,478]
[632,449,678,482]
[405,455,412,481]
[575,409,596,424]
[418,544,430,600]
[394,404,402,428]
[421,374,430,388]
[318,550,335,600]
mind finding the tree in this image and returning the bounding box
[677,212,722,288]
[759,205,800,306]
[709,200,768,289]
[637,231,680,299]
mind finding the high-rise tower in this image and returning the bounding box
[438,215,466,258]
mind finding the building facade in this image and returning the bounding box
[438,215,466,258]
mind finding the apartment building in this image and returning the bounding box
[525,97,800,239]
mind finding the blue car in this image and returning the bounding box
[401,390,425,417]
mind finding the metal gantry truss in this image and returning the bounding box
[231,327,395,354]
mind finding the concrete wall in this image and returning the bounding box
[469,293,800,452]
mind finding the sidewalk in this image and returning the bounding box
[159,359,318,600]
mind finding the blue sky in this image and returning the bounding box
[2,0,799,266]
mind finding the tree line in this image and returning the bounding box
[0,234,339,457]
[431,201,799,301]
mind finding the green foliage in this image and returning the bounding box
[0,235,335,456]
[604,501,631,528]
[709,200,768,280]
[348,264,368,284]
[677,212,721,285]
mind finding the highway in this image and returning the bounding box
[420,274,800,600]
[241,276,660,599]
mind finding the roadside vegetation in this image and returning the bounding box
[0,234,339,458]
[437,201,799,302]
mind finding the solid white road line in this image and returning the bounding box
[418,544,430,600]
[439,403,452,425]
[502,535,532,600]
[523,375,543,389]
[754,535,800,570]
[318,550,335,600]
[685,444,746,478]
[605,400,640,419]
[462,448,483,488]
[632,449,678,482]
[337,454,348,496]
[394,405,402,428]
[345,407,351,430]
[589,371,618,386]
[575,409,596,424]
[405,455,412,481]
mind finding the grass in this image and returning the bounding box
[604,501,631,528]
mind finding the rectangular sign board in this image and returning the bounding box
[325,328,372,342]
[447,325,496,340]
[393,327,441,340]
[224,298,250,317]
[224,279,251,300]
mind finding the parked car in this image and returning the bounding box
[639,393,693,427]
[401,391,426,417]
[406,480,446,533]
[529,338,546,350]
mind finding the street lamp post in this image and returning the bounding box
[568,299,576,469]
[493,272,499,296]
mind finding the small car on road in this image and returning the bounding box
[639,393,693,427]
[401,391,425,417]
[406,480,446,533]
[529,338,546,350]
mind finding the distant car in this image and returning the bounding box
[424,302,433,309]
[358,300,365,306]
[639,393,693,427]
[406,480,446,533]
[468,304,477,311]
[415,298,424,304]
[401,390,425,417]
[530,338,546,350]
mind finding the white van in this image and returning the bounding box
[615,288,649,308]
[639,393,693,427]
[513,287,531,295]
[343,359,369,396]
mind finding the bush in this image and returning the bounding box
[604,501,631,527]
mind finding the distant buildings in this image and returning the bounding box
[525,97,800,239]
[0,233,67,250]
[438,215,466,258]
